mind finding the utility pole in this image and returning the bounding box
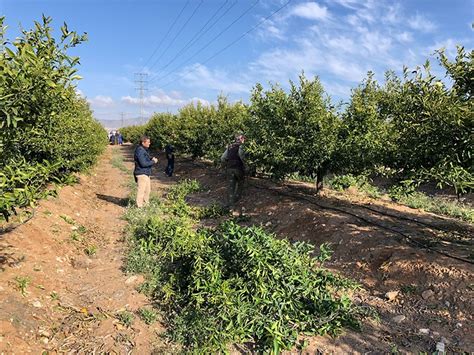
[134,73,148,125]
[120,112,125,128]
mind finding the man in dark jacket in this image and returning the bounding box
[134,135,158,207]
[221,133,246,214]
[164,143,175,177]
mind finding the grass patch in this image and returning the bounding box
[110,153,129,173]
[116,310,134,327]
[327,174,381,198]
[138,307,158,325]
[84,244,97,256]
[389,189,473,222]
[60,214,75,225]
[328,174,473,222]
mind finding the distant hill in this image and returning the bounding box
[98,117,148,131]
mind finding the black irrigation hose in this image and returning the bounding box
[0,208,37,235]
[282,183,473,236]
[177,157,473,265]
[180,157,472,237]
[247,181,474,265]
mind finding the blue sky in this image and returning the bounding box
[2,0,473,124]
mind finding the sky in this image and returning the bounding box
[2,0,473,126]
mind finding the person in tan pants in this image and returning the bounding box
[133,136,158,207]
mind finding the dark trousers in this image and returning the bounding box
[226,168,244,208]
[165,158,174,176]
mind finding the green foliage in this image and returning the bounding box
[389,186,473,222]
[15,276,31,297]
[247,73,339,182]
[116,310,134,327]
[0,16,107,220]
[194,203,229,219]
[138,307,158,325]
[388,54,473,193]
[119,46,472,209]
[120,124,147,145]
[335,72,394,174]
[166,178,202,201]
[328,174,381,198]
[328,174,360,191]
[125,179,362,353]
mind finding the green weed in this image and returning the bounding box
[116,310,134,327]
[84,244,97,256]
[60,214,75,225]
[15,276,31,297]
[389,185,473,222]
[138,307,158,325]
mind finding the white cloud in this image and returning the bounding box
[395,31,413,43]
[289,2,330,21]
[121,90,210,108]
[179,64,250,93]
[189,97,211,106]
[121,94,184,107]
[383,4,402,25]
[360,29,393,55]
[328,0,364,10]
[87,95,114,108]
[408,14,436,32]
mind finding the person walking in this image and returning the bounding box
[164,143,175,177]
[134,135,158,207]
[221,133,246,215]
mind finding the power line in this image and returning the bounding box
[156,0,235,75]
[141,0,190,72]
[147,0,204,73]
[134,73,148,124]
[200,0,291,66]
[157,0,292,89]
[149,0,260,84]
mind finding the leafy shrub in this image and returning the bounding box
[0,16,107,220]
[125,179,362,353]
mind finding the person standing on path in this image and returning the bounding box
[164,142,175,177]
[134,136,158,207]
[221,133,246,215]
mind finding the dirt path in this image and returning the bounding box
[1,145,473,353]
[0,145,161,353]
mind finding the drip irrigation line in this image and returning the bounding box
[283,183,473,235]
[177,157,473,265]
[247,181,473,265]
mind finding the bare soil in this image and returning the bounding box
[1,145,473,353]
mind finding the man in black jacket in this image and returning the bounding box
[164,143,175,177]
[134,136,158,207]
[221,133,246,214]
